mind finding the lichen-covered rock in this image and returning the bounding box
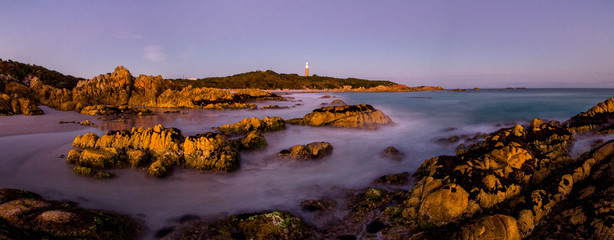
[183,132,240,171]
[288,104,393,129]
[67,125,243,178]
[238,131,267,150]
[80,105,155,116]
[278,142,333,160]
[220,116,286,134]
[0,188,140,240]
[163,211,311,240]
[73,166,114,178]
[418,183,469,226]
[401,121,573,228]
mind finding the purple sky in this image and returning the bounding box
[1,0,613,88]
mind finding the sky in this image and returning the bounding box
[1,0,613,88]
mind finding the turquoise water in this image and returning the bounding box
[0,88,613,238]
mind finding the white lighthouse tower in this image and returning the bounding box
[305,62,309,77]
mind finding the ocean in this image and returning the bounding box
[1,88,613,238]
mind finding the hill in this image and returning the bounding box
[172,70,406,90]
[0,59,83,89]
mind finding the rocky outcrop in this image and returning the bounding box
[219,116,286,134]
[278,142,333,160]
[401,121,573,228]
[525,140,614,240]
[0,188,140,240]
[67,125,266,178]
[79,105,155,116]
[28,66,285,113]
[288,104,393,129]
[162,211,311,240]
[565,98,614,134]
[0,78,43,116]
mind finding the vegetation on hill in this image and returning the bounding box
[0,59,83,89]
[172,70,399,90]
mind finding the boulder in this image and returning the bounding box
[183,133,240,171]
[289,104,393,129]
[278,142,333,160]
[418,184,469,226]
[0,188,140,240]
[458,215,520,240]
[220,116,286,134]
[238,131,267,150]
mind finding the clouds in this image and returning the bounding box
[142,45,166,62]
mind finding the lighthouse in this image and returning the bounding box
[305,62,309,77]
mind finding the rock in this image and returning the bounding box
[418,183,469,226]
[301,199,337,212]
[260,104,288,109]
[278,142,333,160]
[375,172,410,185]
[183,132,240,171]
[79,120,95,125]
[0,188,140,240]
[220,116,286,134]
[290,104,393,129]
[165,211,311,240]
[0,78,44,116]
[80,105,155,116]
[238,131,267,150]
[320,95,332,98]
[458,215,520,240]
[330,99,346,106]
[565,98,614,134]
[382,146,404,161]
[67,125,244,178]
[73,166,114,178]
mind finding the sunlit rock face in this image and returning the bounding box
[67,124,272,178]
[220,116,286,134]
[0,189,140,240]
[0,77,43,116]
[288,104,393,129]
[28,66,285,113]
[566,97,614,134]
[278,142,333,160]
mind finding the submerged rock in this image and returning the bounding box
[301,199,337,212]
[278,142,333,160]
[382,146,404,161]
[79,120,95,125]
[288,104,393,129]
[0,188,140,240]
[374,172,410,185]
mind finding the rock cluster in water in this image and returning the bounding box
[278,142,334,160]
[67,124,266,178]
[288,104,393,129]
[0,189,140,240]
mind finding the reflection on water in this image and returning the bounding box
[1,89,614,239]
